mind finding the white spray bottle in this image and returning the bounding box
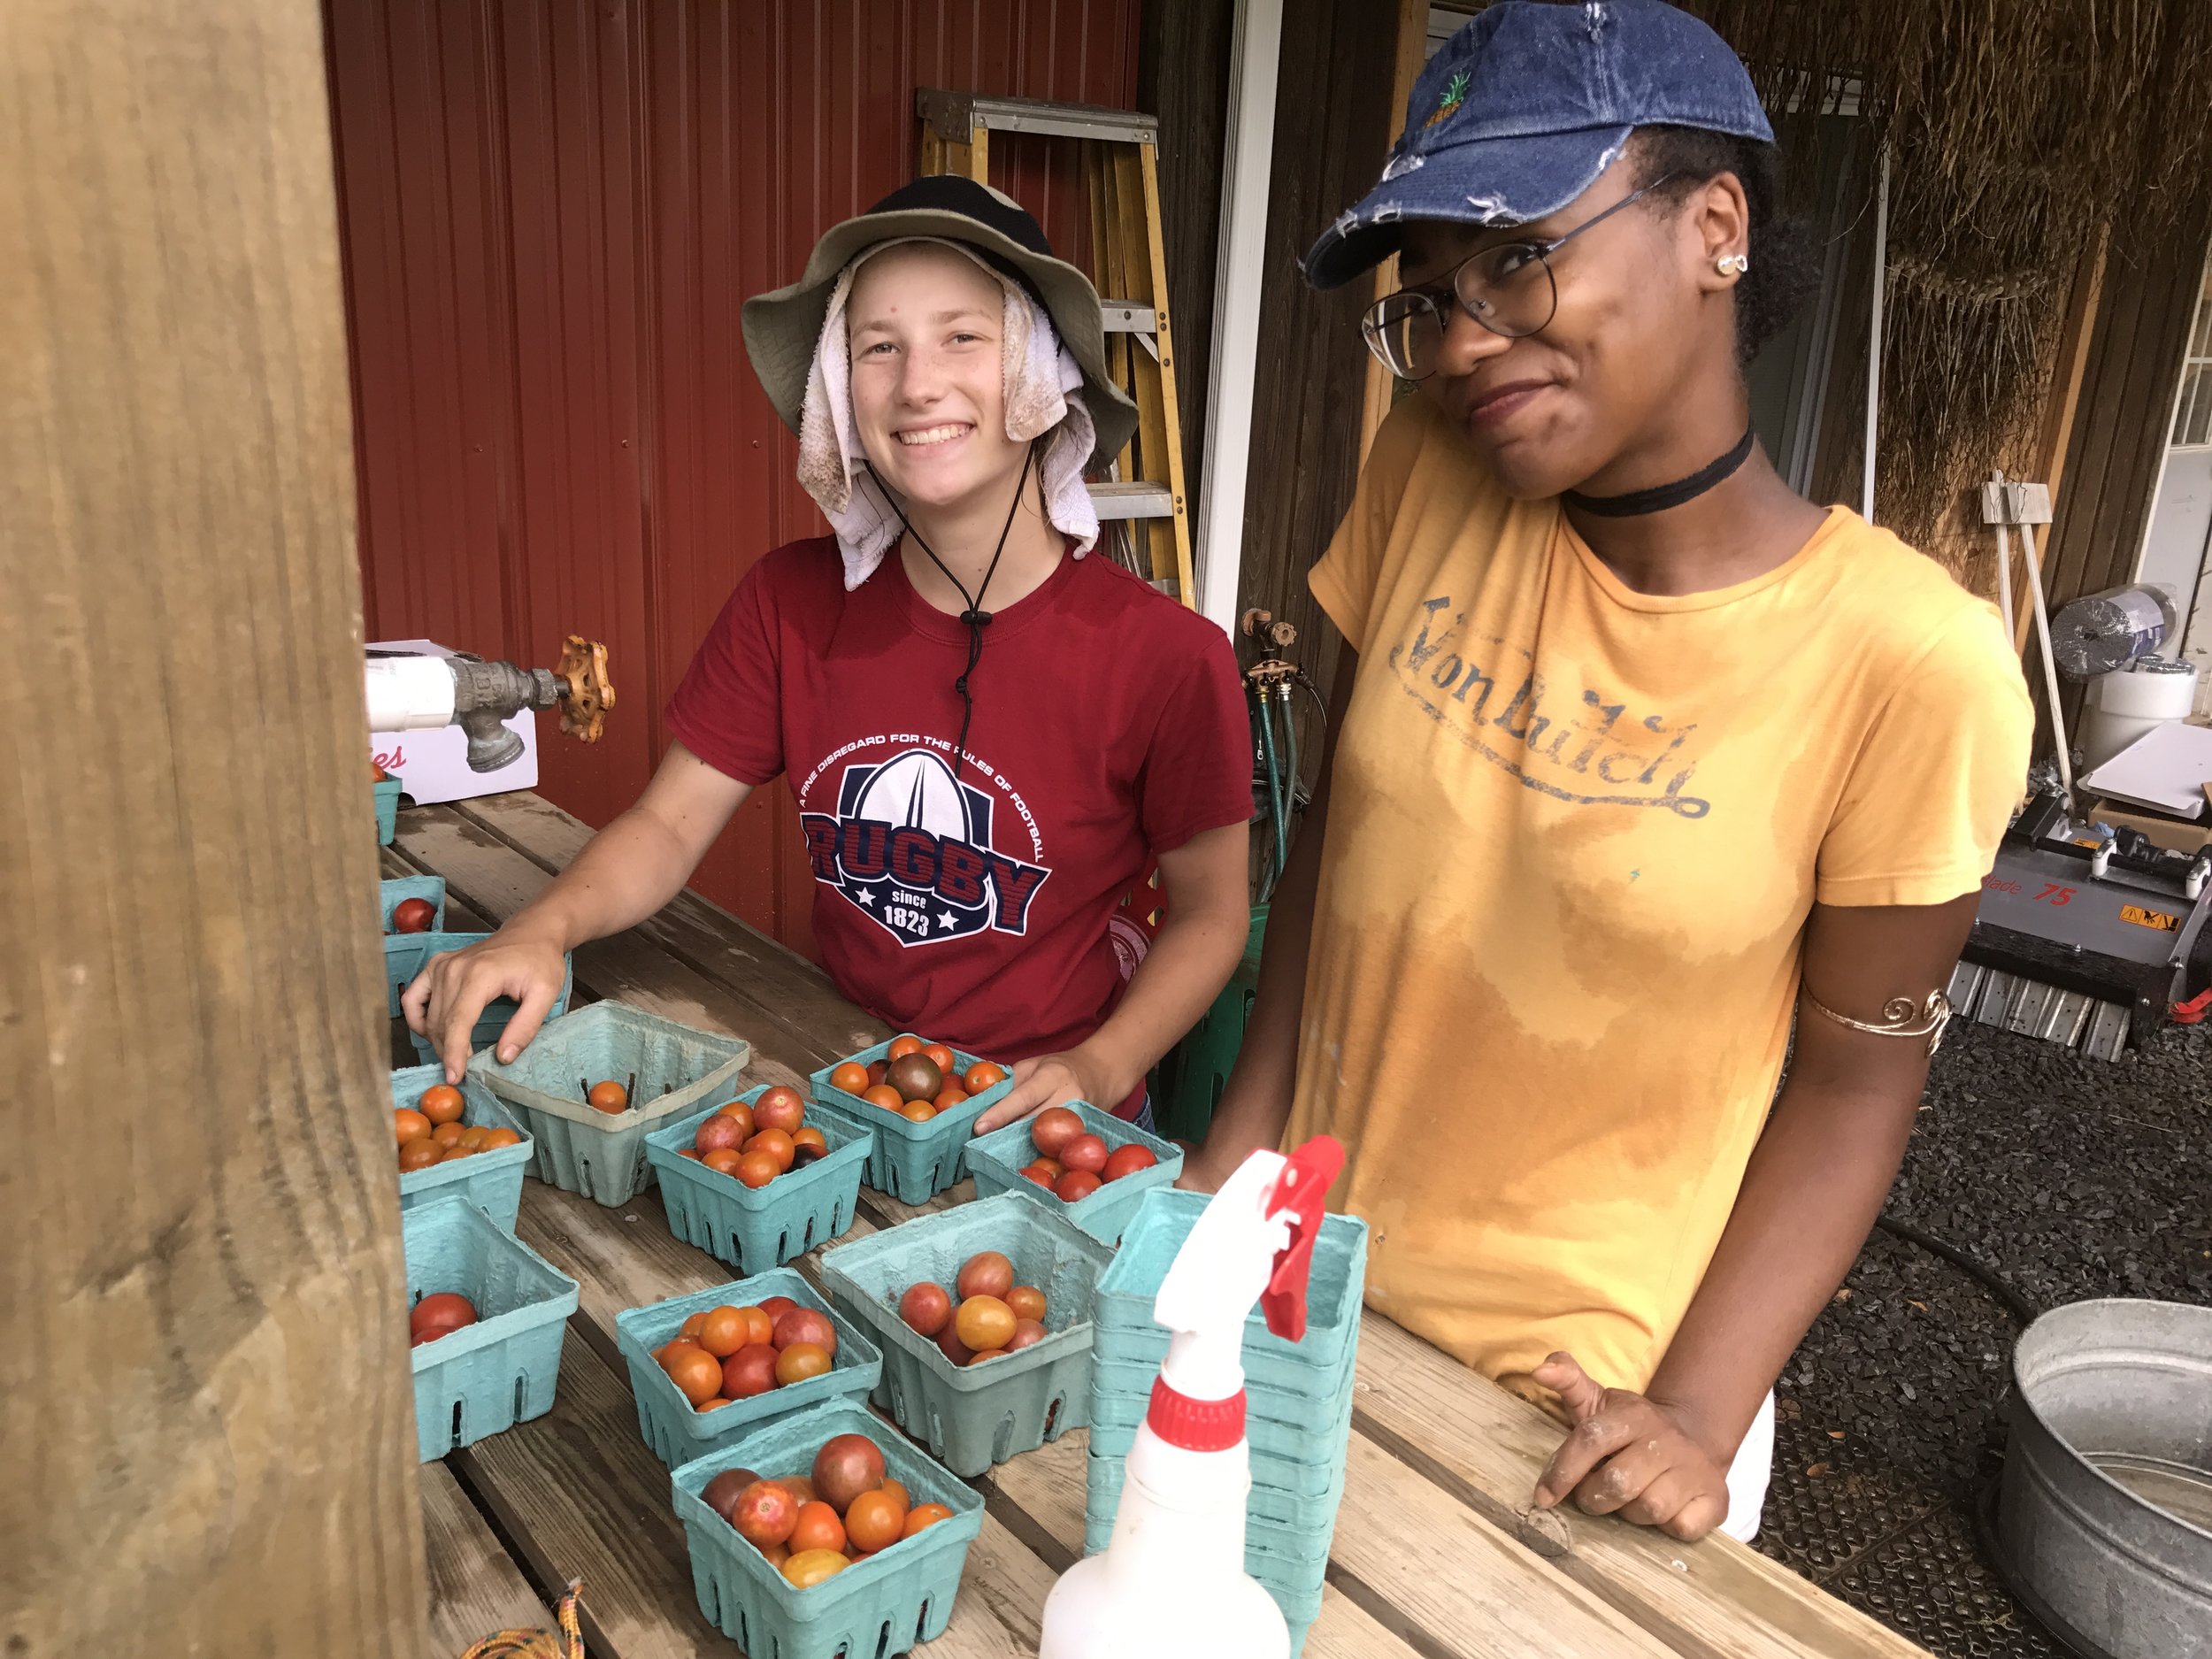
[1037,1135,1345,1659]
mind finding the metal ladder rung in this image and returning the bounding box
[916,89,1158,147]
[1088,480,1177,520]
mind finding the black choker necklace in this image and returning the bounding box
[1563,426,1755,518]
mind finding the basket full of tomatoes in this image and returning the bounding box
[391,1063,533,1233]
[402,1194,580,1463]
[671,1401,983,1659]
[807,1035,1013,1202]
[817,1192,1110,1477]
[961,1100,1181,1246]
[644,1086,872,1273]
[614,1268,884,1468]
[380,875,448,1015]
[466,1001,746,1205]
[402,933,578,1070]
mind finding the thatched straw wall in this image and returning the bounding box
[1681,0,2212,585]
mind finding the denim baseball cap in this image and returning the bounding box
[1302,0,1772,291]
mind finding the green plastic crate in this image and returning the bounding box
[961,1099,1182,1245]
[671,1400,985,1659]
[403,1195,579,1463]
[645,1091,870,1273]
[373,775,403,845]
[380,876,449,1016]
[613,1268,885,1469]
[807,1040,1014,1202]
[816,1193,1110,1476]
[467,1001,746,1205]
[403,933,577,1069]
[389,1063,532,1233]
[1151,905,1265,1143]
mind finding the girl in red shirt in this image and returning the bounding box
[406,176,1253,1132]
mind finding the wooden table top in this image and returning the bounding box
[388,791,1927,1659]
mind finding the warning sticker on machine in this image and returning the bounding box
[2120,904,2180,932]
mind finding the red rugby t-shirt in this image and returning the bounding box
[665,536,1252,1113]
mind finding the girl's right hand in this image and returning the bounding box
[400,927,570,1083]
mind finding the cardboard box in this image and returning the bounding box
[367,639,539,804]
[2089,797,2212,855]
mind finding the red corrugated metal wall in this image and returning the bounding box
[327,0,1141,957]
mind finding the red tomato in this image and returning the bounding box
[867,1060,890,1089]
[694,1115,747,1155]
[812,1433,887,1511]
[1055,1170,1102,1202]
[956,1251,1014,1301]
[409,1291,478,1346]
[1102,1143,1158,1183]
[754,1086,806,1133]
[772,1306,838,1356]
[898,1101,937,1123]
[390,896,437,933]
[1029,1107,1083,1157]
[934,1322,975,1367]
[1019,1164,1056,1191]
[1006,1317,1048,1351]
[734,1480,799,1548]
[900,1282,952,1336]
[722,1344,779,1398]
[1006,1286,1048,1322]
[1059,1134,1109,1175]
[759,1295,799,1322]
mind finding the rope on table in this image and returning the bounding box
[459,1578,586,1659]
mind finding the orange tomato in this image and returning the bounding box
[920,1042,956,1074]
[697,1305,747,1358]
[1006,1286,1048,1323]
[395,1107,433,1146]
[954,1295,1015,1352]
[695,1397,732,1413]
[963,1061,1008,1094]
[780,1548,849,1589]
[898,1102,936,1123]
[680,1311,709,1340]
[887,1034,926,1062]
[678,1148,703,1161]
[587,1079,629,1113]
[714,1101,757,1141]
[861,1083,904,1112]
[791,1125,828,1156]
[481,1126,522,1149]
[828,1061,870,1095]
[419,1084,465,1125]
[431,1121,465,1148]
[666,1346,725,1406]
[746,1129,795,1171]
[657,1338,705,1371]
[736,1150,779,1188]
[788,1501,846,1555]
[967,1348,1008,1364]
[458,1125,493,1151]
[903,1503,954,1538]
[735,1305,775,1348]
[440,1144,475,1163]
[933,1087,968,1114]
[880,1479,911,1512]
[844,1488,907,1554]
[775,1341,833,1385]
[702,1148,744,1178]
[1055,1170,1102,1202]
[398,1139,442,1172]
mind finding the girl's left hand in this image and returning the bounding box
[972,1048,1119,1135]
[1531,1352,1732,1541]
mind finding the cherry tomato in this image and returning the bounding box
[399,1139,442,1171]
[702,1148,745,1178]
[702,1469,761,1523]
[898,1101,936,1123]
[409,1291,478,1345]
[867,1061,890,1089]
[736,1150,779,1188]
[920,1042,956,1074]
[880,1479,910,1512]
[900,1282,952,1336]
[956,1251,1014,1301]
[1006,1318,1048,1351]
[759,1296,800,1321]
[789,1501,846,1555]
[735,1305,775,1348]
[1055,1170,1102,1202]
[1102,1143,1159,1183]
[955,1295,1015,1352]
[934,1323,974,1367]
[776,1341,832,1385]
[481,1126,522,1148]
[746,1128,795,1171]
[587,1079,628,1113]
[967,1348,1009,1364]
[813,1433,887,1511]
[791,1125,828,1156]
[933,1086,969,1114]
[680,1311,709,1340]
[772,1307,838,1356]
[694,1115,748,1155]
[781,1548,849,1588]
[887,1034,926,1062]
[903,1503,955,1538]
[714,1101,757,1141]
[845,1488,907,1554]
[829,1061,870,1095]
[431,1119,464,1148]
[721,1343,778,1399]
[1006,1286,1048,1322]
[419,1085,465,1126]
[733,1480,798,1548]
[754,1086,806,1134]
[963,1062,1008,1094]
[1019,1164,1056,1191]
[697,1306,747,1358]
[395,1108,432,1146]
[862,1083,905,1111]
[1059,1134,1109,1175]
[666,1346,726,1405]
[1029,1106,1082,1157]
[390,896,437,933]
[695,1397,732,1412]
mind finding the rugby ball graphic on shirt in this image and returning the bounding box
[798,746,1053,947]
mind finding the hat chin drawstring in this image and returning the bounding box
[865,441,1038,784]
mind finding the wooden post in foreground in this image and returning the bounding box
[0,2,428,1652]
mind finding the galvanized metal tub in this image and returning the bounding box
[1997,1298,2212,1658]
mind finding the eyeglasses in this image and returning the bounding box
[1360,176,1675,380]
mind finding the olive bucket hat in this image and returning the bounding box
[741,173,1139,470]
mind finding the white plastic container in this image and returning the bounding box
[1037,1138,1343,1659]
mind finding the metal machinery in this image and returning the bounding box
[364,634,613,772]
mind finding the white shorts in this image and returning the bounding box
[1720,1391,1778,1542]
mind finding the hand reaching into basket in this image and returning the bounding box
[403,925,571,1083]
[1529,1351,1732,1541]
[971,1047,1125,1136]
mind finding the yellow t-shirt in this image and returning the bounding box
[1291,396,2031,1406]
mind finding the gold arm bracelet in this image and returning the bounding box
[1800,988,1953,1056]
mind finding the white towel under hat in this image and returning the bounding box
[796,237,1101,590]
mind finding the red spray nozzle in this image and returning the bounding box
[1258,1136,1343,1341]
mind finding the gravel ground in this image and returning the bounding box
[1759,1015,2212,1656]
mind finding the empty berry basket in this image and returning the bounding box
[468,1001,748,1205]
[817,1193,1110,1476]
[671,1399,984,1659]
[614,1268,885,1468]
[807,1039,1014,1202]
[403,1194,579,1463]
[373,773,403,845]
[389,1063,533,1233]
[962,1099,1181,1245]
[645,1090,870,1273]
[402,933,577,1068]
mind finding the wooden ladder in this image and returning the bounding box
[915,89,1195,608]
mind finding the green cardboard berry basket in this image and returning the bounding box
[614,1267,884,1469]
[467,1001,747,1206]
[373,774,403,845]
[380,876,449,1016]
[961,1099,1181,1245]
[389,1063,533,1233]
[806,1039,1014,1202]
[645,1090,870,1273]
[1085,1446,1345,1553]
[403,933,577,1068]
[816,1192,1111,1477]
[671,1399,984,1659]
[403,1194,579,1463]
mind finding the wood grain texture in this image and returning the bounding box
[422,1461,554,1655]
[0,0,427,1651]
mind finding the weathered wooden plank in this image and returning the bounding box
[1352,1318,1927,1659]
[2,0,427,1650]
[421,1460,553,1656]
